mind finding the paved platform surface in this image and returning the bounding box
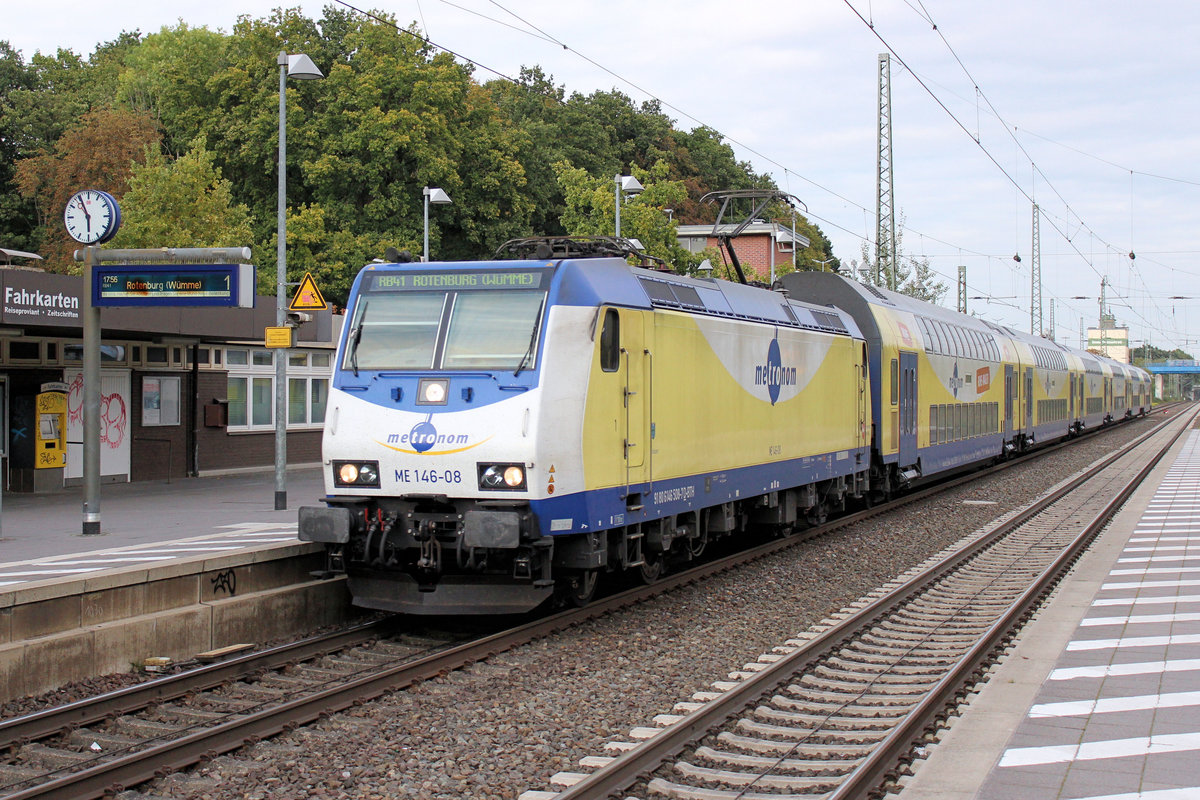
[900,429,1200,800]
[0,468,324,567]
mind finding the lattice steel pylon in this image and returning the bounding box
[1031,203,1042,336]
[958,265,967,314]
[875,53,896,290]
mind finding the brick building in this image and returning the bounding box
[0,267,339,491]
[676,221,810,281]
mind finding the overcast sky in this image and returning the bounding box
[8,1,1200,352]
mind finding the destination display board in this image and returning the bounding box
[92,263,255,308]
[367,270,547,292]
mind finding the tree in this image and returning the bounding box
[554,159,702,271]
[0,41,37,250]
[850,211,947,304]
[111,137,254,250]
[14,106,160,271]
[117,24,230,156]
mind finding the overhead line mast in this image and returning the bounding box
[875,53,897,291]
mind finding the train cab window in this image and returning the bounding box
[890,359,898,405]
[600,309,619,372]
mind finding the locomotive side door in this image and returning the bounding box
[898,350,917,466]
[620,309,650,492]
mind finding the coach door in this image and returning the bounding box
[1069,374,1076,422]
[898,351,917,465]
[620,310,651,496]
[1025,367,1034,431]
[1004,365,1014,435]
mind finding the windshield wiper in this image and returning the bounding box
[513,314,541,377]
[348,301,368,377]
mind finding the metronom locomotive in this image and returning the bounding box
[299,238,1150,614]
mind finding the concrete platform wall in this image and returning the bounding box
[0,542,355,703]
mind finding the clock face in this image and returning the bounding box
[64,190,121,244]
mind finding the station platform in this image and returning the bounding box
[0,467,324,584]
[0,467,352,702]
[900,428,1200,800]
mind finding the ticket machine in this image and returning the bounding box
[34,388,66,469]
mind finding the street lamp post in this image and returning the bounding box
[422,186,451,262]
[614,174,643,238]
[275,51,323,511]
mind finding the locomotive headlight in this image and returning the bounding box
[334,460,381,488]
[478,463,527,491]
[418,378,449,405]
[503,466,525,487]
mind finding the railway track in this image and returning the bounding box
[524,404,1198,800]
[0,410,1178,800]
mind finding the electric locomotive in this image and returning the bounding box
[299,240,872,614]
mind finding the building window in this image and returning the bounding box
[142,376,181,426]
[225,347,330,431]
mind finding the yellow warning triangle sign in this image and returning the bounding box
[289,272,327,311]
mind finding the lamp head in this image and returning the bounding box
[287,53,324,80]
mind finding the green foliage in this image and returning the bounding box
[111,138,253,250]
[0,9,830,298]
[554,160,702,272]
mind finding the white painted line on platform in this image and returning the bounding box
[1067,633,1200,651]
[1130,537,1200,544]
[1030,690,1200,718]
[105,546,246,553]
[1093,594,1200,607]
[1049,658,1200,681]
[0,568,102,577]
[1117,556,1200,564]
[1081,611,1200,626]
[45,557,175,565]
[1109,567,1200,576]
[999,731,1200,767]
[1102,579,1200,591]
[1068,788,1200,800]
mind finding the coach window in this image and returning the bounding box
[890,359,898,405]
[600,309,619,372]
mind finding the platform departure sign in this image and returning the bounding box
[92,263,255,308]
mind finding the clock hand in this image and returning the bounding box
[78,197,92,231]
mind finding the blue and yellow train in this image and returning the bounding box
[298,242,1151,614]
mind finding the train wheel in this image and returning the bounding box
[562,569,599,607]
[639,552,664,584]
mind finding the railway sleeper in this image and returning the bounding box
[840,642,963,663]
[875,620,995,637]
[646,777,796,800]
[735,718,891,745]
[752,705,896,731]
[112,715,190,739]
[770,694,909,718]
[832,646,962,667]
[672,760,843,791]
[717,730,877,757]
[19,742,94,769]
[801,671,940,695]
[67,728,143,753]
[0,763,44,788]
[693,745,862,776]
[797,673,940,694]
[812,664,947,684]
[782,685,922,708]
